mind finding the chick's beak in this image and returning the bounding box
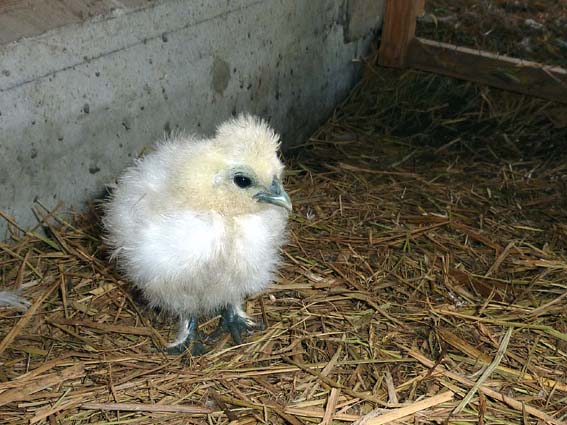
[254,179,292,211]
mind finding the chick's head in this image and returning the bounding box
[172,115,292,216]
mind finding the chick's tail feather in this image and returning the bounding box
[0,290,31,311]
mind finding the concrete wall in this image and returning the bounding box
[0,0,383,235]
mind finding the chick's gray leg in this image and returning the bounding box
[209,304,264,345]
[166,316,206,356]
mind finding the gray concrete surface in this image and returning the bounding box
[0,0,383,236]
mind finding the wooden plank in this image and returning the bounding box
[378,0,420,68]
[407,37,567,104]
[0,0,151,45]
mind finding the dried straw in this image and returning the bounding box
[1,4,567,423]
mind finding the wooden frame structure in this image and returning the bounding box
[378,0,567,104]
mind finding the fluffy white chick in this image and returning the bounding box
[104,114,291,355]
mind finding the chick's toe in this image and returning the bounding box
[208,304,264,345]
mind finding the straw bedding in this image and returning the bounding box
[1,2,567,424]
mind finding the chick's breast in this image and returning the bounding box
[104,141,287,317]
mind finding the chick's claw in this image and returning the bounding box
[207,305,265,345]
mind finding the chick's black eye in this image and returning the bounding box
[233,175,252,188]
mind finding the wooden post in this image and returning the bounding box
[416,0,426,17]
[378,0,421,68]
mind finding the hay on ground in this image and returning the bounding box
[1,4,567,422]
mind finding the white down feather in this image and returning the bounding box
[0,290,30,311]
[104,116,288,319]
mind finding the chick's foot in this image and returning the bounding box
[166,316,207,356]
[208,305,264,345]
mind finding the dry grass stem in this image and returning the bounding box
[2,3,567,422]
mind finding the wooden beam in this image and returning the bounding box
[0,0,150,45]
[378,0,420,68]
[407,37,567,104]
